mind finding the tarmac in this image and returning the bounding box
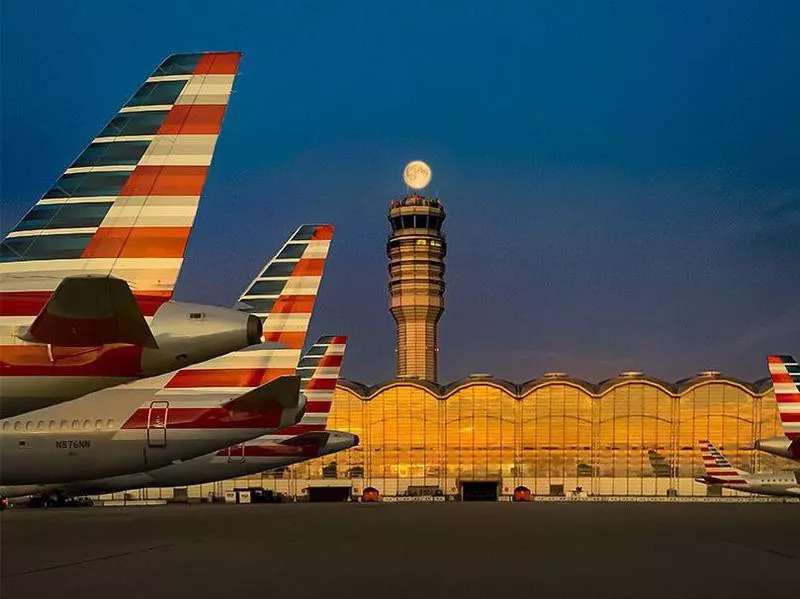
[2,502,798,599]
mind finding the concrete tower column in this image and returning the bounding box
[387,194,446,381]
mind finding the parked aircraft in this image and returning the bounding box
[0,224,334,492]
[696,440,800,497]
[755,355,800,462]
[3,336,356,498]
[0,52,279,418]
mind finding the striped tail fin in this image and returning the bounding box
[767,355,800,440]
[295,336,348,431]
[239,224,334,351]
[699,440,749,484]
[0,52,241,316]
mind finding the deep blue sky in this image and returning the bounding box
[2,1,799,383]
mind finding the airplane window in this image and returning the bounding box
[25,421,33,431]
[60,420,68,429]
[107,419,115,429]
[2,422,9,431]
[37,420,44,430]
[95,419,103,430]
[72,420,79,430]
[83,419,91,429]
[49,420,56,430]
[14,421,21,431]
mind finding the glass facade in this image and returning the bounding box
[289,375,788,498]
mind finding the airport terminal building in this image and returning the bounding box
[289,373,787,499]
[105,191,790,502]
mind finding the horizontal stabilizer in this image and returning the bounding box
[20,276,157,348]
[225,375,301,413]
[280,431,330,447]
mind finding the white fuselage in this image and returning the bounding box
[719,472,800,497]
[0,375,301,488]
[1,431,357,498]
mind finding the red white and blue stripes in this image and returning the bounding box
[767,355,800,440]
[0,52,241,313]
[699,440,748,485]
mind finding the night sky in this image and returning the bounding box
[2,1,799,384]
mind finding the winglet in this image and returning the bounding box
[19,275,157,348]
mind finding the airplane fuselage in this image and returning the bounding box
[699,472,800,497]
[1,431,357,498]
[0,377,299,487]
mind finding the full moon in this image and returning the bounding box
[403,160,432,190]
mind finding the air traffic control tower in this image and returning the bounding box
[388,161,446,381]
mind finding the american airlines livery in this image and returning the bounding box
[754,355,800,462]
[4,336,355,498]
[696,440,800,497]
[0,52,276,418]
[0,224,334,493]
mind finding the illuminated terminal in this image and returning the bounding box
[104,162,789,502]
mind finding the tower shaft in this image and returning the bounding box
[387,195,446,381]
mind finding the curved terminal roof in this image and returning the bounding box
[337,373,774,401]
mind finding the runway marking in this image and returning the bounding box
[719,538,797,560]
[2,536,217,579]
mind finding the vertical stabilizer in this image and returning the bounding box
[699,440,749,484]
[0,52,242,316]
[767,355,800,440]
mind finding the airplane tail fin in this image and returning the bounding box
[767,355,800,440]
[238,224,334,352]
[294,335,348,430]
[699,440,749,484]
[1,52,241,316]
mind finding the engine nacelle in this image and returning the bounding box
[754,436,800,460]
[141,302,262,375]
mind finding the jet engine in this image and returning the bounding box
[142,302,262,375]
